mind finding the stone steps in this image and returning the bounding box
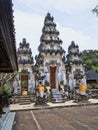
[19,96,31,105]
[51,89,65,103]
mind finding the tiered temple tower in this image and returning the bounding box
[65,41,86,90]
[35,13,66,89]
[17,38,34,95]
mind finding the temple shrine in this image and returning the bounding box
[35,13,66,89]
[17,38,34,95]
[16,13,86,99]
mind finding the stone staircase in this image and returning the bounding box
[51,89,65,103]
[19,96,31,105]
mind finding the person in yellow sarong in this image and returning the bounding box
[38,82,45,98]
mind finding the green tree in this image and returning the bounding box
[82,50,98,73]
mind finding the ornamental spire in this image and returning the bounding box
[38,12,65,55]
[17,38,34,65]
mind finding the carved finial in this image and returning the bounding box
[23,38,26,44]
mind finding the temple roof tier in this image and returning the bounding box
[38,48,65,55]
[66,60,83,65]
[42,29,59,35]
[18,58,34,65]
[67,52,82,57]
[17,49,32,55]
[44,12,54,22]
[40,39,62,44]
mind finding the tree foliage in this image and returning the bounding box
[81,50,98,72]
[0,71,19,88]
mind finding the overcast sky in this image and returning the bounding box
[13,0,98,57]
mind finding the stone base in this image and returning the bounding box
[34,96,48,106]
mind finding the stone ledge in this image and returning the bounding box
[10,98,98,111]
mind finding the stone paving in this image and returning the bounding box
[32,105,98,130]
[1,98,98,130]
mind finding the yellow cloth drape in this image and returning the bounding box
[79,83,86,92]
[46,86,51,90]
[60,84,64,88]
[38,86,45,92]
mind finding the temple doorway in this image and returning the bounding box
[50,66,56,88]
[21,74,28,96]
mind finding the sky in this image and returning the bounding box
[12,0,98,57]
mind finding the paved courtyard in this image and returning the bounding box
[12,105,98,130]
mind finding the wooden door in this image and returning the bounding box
[50,66,56,88]
[21,74,28,95]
